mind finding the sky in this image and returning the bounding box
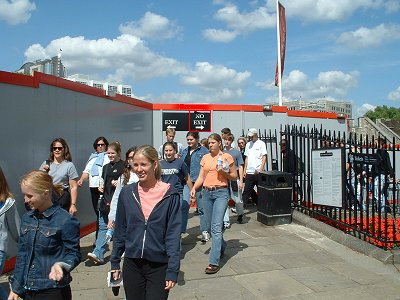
[0,0,400,118]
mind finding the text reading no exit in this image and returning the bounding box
[189,111,211,131]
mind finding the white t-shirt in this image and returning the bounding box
[108,172,139,222]
[244,139,267,174]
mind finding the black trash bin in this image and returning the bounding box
[257,170,292,226]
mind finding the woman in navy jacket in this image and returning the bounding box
[110,145,181,300]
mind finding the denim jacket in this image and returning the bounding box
[9,204,81,297]
[181,145,208,182]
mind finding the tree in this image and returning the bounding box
[364,105,400,122]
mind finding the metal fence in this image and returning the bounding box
[251,125,400,250]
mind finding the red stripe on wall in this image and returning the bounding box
[0,71,39,88]
[287,110,338,119]
[271,106,288,113]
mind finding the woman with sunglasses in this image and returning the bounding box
[40,138,79,215]
[77,137,110,225]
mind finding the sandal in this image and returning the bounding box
[205,264,220,274]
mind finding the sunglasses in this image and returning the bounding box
[52,146,64,151]
[97,143,105,147]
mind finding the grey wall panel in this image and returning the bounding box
[1,82,153,241]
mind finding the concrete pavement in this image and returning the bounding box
[2,206,400,299]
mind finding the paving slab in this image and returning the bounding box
[233,270,313,299]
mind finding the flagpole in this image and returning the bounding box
[276,0,283,106]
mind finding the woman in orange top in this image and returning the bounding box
[191,133,237,274]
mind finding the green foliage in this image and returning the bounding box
[364,105,400,122]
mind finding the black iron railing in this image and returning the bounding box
[246,126,400,250]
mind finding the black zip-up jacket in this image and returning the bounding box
[110,182,181,282]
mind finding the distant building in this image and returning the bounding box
[67,74,133,97]
[16,55,66,78]
[271,99,353,118]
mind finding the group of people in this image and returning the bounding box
[0,126,268,300]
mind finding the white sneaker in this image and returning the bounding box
[230,207,237,214]
[201,231,210,242]
[87,252,102,264]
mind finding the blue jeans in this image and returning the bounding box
[183,184,207,233]
[0,250,7,300]
[202,188,229,266]
[93,212,108,262]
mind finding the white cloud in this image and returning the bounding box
[151,92,216,103]
[24,34,251,103]
[24,34,187,81]
[204,3,275,42]
[202,0,399,43]
[273,0,398,22]
[388,86,400,101]
[258,69,359,100]
[134,62,251,103]
[181,62,250,99]
[0,0,36,25]
[337,23,400,48]
[119,12,181,40]
[181,62,251,89]
[202,29,237,43]
[214,4,275,32]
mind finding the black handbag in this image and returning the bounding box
[98,195,111,214]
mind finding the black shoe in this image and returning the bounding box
[194,209,200,216]
[237,215,243,224]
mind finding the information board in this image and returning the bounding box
[312,148,344,207]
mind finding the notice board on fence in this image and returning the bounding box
[312,148,344,207]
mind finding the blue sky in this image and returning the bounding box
[1,0,399,117]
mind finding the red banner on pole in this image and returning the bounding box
[275,2,286,87]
